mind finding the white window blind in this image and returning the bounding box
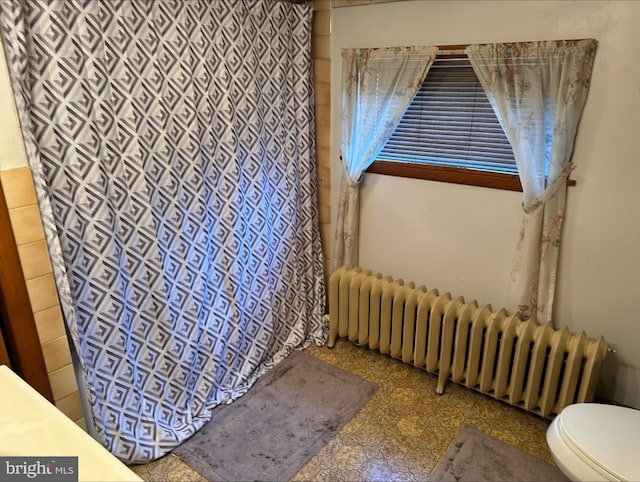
[378,56,517,174]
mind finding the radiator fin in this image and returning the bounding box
[328,266,608,418]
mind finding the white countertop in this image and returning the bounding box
[0,364,142,481]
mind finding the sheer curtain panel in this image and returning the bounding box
[0,0,325,463]
[332,46,437,271]
[467,40,596,323]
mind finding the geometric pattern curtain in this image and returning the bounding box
[332,46,437,271]
[467,40,597,323]
[0,0,325,463]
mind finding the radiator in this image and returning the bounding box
[328,266,608,418]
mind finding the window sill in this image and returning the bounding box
[366,161,576,192]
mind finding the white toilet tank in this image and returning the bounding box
[547,403,640,481]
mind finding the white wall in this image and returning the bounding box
[0,36,28,171]
[332,0,640,408]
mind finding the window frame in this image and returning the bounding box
[367,160,525,191]
[365,45,576,192]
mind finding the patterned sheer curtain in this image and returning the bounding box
[0,0,325,463]
[466,40,596,323]
[332,46,437,270]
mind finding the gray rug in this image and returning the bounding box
[174,350,378,482]
[430,426,568,481]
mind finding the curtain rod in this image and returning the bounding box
[332,0,402,7]
[437,49,466,56]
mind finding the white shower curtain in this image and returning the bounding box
[0,0,325,463]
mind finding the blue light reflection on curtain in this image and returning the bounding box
[0,0,325,462]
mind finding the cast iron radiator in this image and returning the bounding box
[328,266,608,418]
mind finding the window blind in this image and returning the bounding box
[378,57,517,174]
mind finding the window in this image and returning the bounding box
[368,53,523,191]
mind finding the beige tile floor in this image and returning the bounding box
[130,339,555,481]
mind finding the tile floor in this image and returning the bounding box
[130,339,555,481]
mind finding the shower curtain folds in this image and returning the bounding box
[0,0,325,463]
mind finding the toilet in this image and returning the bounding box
[546,403,640,481]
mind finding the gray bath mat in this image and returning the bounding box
[430,425,568,481]
[173,350,378,481]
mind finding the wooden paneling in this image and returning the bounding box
[0,317,10,367]
[0,181,53,401]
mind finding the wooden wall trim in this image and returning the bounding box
[367,161,524,191]
[0,182,53,402]
[0,316,11,366]
[366,161,576,192]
